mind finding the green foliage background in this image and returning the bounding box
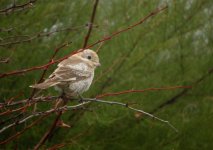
[0,0,213,149]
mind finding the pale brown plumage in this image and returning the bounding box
[30,49,100,97]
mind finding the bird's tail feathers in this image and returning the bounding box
[30,81,59,89]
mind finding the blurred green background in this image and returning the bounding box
[0,0,213,149]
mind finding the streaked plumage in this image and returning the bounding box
[30,49,100,97]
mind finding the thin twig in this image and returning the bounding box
[28,41,72,102]
[0,5,168,79]
[33,112,62,150]
[0,102,90,134]
[0,92,180,134]
[96,86,192,99]
[0,86,191,108]
[0,115,48,145]
[0,25,83,47]
[82,98,178,132]
[0,96,57,108]
[82,0,99,48]
[0,0,37,15]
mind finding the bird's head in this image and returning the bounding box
[77,49,101,68]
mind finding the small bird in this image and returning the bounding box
[30,49,101,98]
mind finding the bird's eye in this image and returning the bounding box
[87,55,92,60]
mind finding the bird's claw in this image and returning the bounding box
[77,93,84,103]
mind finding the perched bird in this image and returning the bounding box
[30,49,101,97]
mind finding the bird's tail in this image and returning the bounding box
[30,81,59,89]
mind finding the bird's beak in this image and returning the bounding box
[95,62,101,67]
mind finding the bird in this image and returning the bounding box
[30,49,101,98]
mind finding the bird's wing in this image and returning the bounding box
[49,55,91,82]
[49,66,91,83]
[57,55,82,67]
[30,56,92,89]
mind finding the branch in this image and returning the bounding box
[82,0,99,48]
[0,102,90,134]
[35,2,99,146]
[0,0,37,15]
[0,96,57,108]
[0,84,185,144]
[33,112,62,150]
[0,95,178,138]
[0,115,48,145]
[151,68,213,113]
[28,41,72,100]
[0,86,191,108]
[0,41,73,78]
[46,128,91,150]
[96,86,192,98]
[0,5,168,79]
[82,98,178,132]
[0,25,83,47]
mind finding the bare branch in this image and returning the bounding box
[0,115,47,145]
[0,89,180,135]
[96,86,192,98]
[0,86,191,108]
[0,102,90,134]
[82,98,178,132]
[0,5,168,79]
[0,96,57,108]
[0,25,84,47]
[28,41,72,101]
[0,0,37,15]
[82,0,99,48]
[33,111,62,150]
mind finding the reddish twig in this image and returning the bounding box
[47,143,65,150]
[0,25,83,47]
[0,86,191,111]
[82,0,99,48]
[0,105,28,117]
[85,5,168,49]
[0,115,48,145]
[1,86,190,108]
[0,5,168,79]
[96,86,192,99]
[34,112,62,150]
[0,113,23,126]
[0,110,11,116]
[28,41,72,100]
[0,102,89,134]
[0,0,37,15]
[0,96,57,108]
[0,85,190,137]
[47,128,91,150]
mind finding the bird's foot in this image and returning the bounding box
[77,93,84,103]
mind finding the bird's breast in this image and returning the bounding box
[68,62,89,72]
[69,72,94,94]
